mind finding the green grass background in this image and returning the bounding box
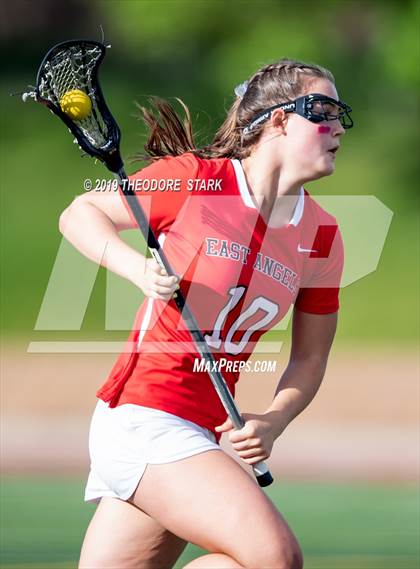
[1,478,418,569]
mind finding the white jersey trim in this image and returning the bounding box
[289,186,304,227]
[231,158,255,209]
[230,159,304,227]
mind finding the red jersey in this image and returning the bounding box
[97,153,344,437]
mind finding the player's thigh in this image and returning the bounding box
[130,450,302,569]
[79,496,187,569]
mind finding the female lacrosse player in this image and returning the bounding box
[60,59,351,569]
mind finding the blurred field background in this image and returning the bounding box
[1,1,419,568]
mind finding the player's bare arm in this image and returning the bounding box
[59,192,179,300]
[266,309,338,434]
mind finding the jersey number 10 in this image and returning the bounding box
[204,286,279,356]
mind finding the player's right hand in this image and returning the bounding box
[136,257,180,301]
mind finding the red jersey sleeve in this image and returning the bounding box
[120,152,200,235]
[294,222,344,315]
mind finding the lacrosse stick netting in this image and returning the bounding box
[26,40,122,171]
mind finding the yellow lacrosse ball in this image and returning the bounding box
[60,89,92,121]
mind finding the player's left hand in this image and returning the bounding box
[215,413,276,466]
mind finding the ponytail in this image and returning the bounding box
[133,97,196,162]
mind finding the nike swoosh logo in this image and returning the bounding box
[297,245,318,253]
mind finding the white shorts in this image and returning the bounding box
[84,399,221,503]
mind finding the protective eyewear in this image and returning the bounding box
[243,93,353,134]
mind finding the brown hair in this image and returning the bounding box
[135,58,335,162]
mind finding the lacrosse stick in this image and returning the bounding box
[22,39,273,487]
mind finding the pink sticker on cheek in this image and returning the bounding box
[318,126,331,134]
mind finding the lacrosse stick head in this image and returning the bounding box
[30,39,123,172]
